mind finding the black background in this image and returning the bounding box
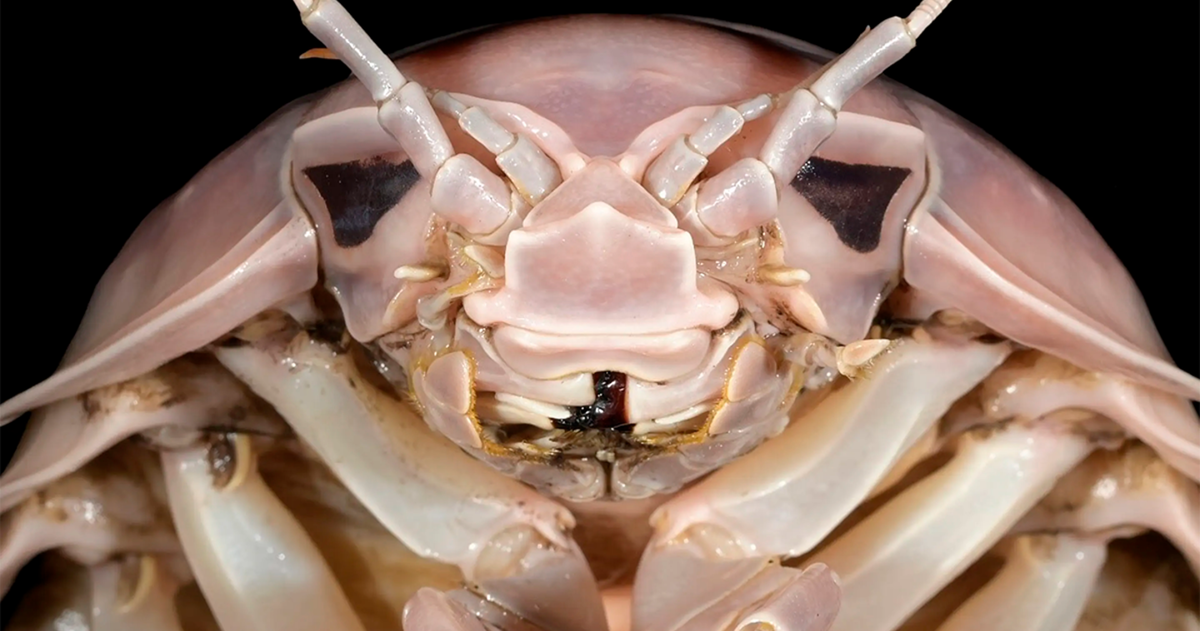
[1,0,1197,622]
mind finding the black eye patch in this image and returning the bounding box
[303,158,420,247]
[790,157,911,253]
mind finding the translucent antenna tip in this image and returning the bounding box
[906,0,952,38]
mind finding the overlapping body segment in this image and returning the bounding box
[2,4,1197,631]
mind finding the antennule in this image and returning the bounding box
[760,0,952,183]
[906,0,953,38]
[292,0,454,177]
[295,0,407,102]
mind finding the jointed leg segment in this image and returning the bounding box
[213,317,607,631]
[161,435,365,631]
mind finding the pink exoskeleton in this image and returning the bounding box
[1,1,1197,630]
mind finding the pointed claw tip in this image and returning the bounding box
[117,555,158,613]
[394,264,446,282]
[299,47,338,60]
[836,339,892,377]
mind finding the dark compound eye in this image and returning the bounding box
[791,157,911,253]
[303,158,420,247]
